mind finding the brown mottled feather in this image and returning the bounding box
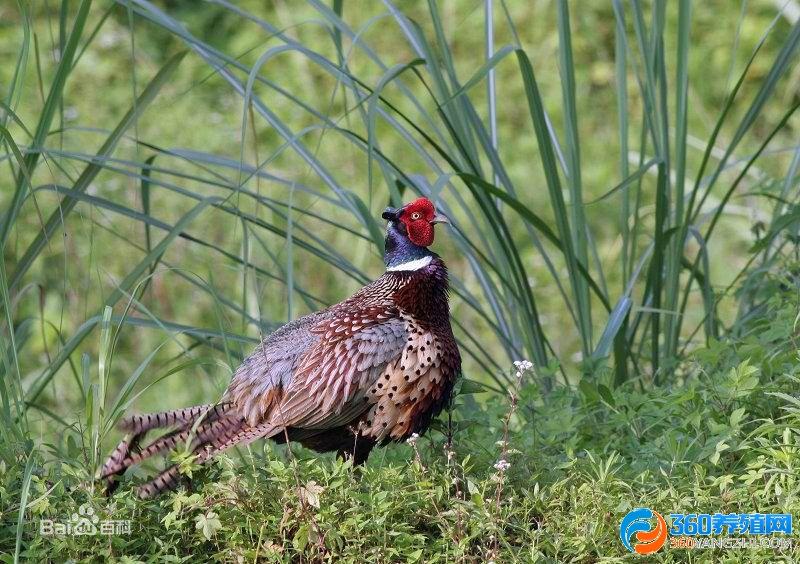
[102,254,460,498]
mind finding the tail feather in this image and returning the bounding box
[102,403,231,483]
[101,426,192,480]
[101,435,140,477]
[119,403,230,435]
[198,421,279,456]
[102,402,287,498]
[101,414,243,479]
[101,431,147,494]
[136,465,183,499]
[136,421,279,499]
[101,403,236,479]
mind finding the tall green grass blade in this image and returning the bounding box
[141,155,155,255]
[484,0,499,190]
[0,125,35,247]
[703,101,800,242]
[25,198,215,405]
[0,253,27,440]
[556,0,592,352]
[464,174,610,310]
[612,0,632,384]
[585,158,661,206]
[687,227,717,341]
[3,1,30,124]
[663,0,691,363]
[443,45,515,105]
[17,0,91,187]
[593,297,632,362]
[516,49,596,360]
[692,18,800,222]
[14,452,35,564]
[9,50,187,291]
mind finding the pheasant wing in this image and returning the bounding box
[274,306,406,429]
[226,311,329,425]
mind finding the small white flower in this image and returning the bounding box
[493,459,511,472]
[407,433,420,446]
[513,360,533,371]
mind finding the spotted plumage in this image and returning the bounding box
[101,197,460,498]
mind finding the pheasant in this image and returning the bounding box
[101,197,461,498]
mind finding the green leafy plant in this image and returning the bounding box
[2,2,800,561]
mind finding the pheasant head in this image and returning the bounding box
[382,197,449,271]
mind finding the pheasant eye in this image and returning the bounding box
[410,212,421,220]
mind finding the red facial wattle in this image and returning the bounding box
[406,219,435,247]
[399,197,437,247]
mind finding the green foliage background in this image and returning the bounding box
[1,0,799,561]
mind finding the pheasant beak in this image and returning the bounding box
[431,212,450,225]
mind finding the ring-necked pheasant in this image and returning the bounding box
[101,197,461,498]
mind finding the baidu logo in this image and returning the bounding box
[39,503,131,536]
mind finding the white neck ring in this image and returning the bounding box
[386,255,432,272]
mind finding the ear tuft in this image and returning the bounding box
[382,207,400,221]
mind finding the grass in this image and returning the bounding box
[3,266,800,561]
[1,1,800,561]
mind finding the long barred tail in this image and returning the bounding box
[100,404,231,482]
[118,404,229,435]
[136,421,278,499]
[100,403,280,498]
